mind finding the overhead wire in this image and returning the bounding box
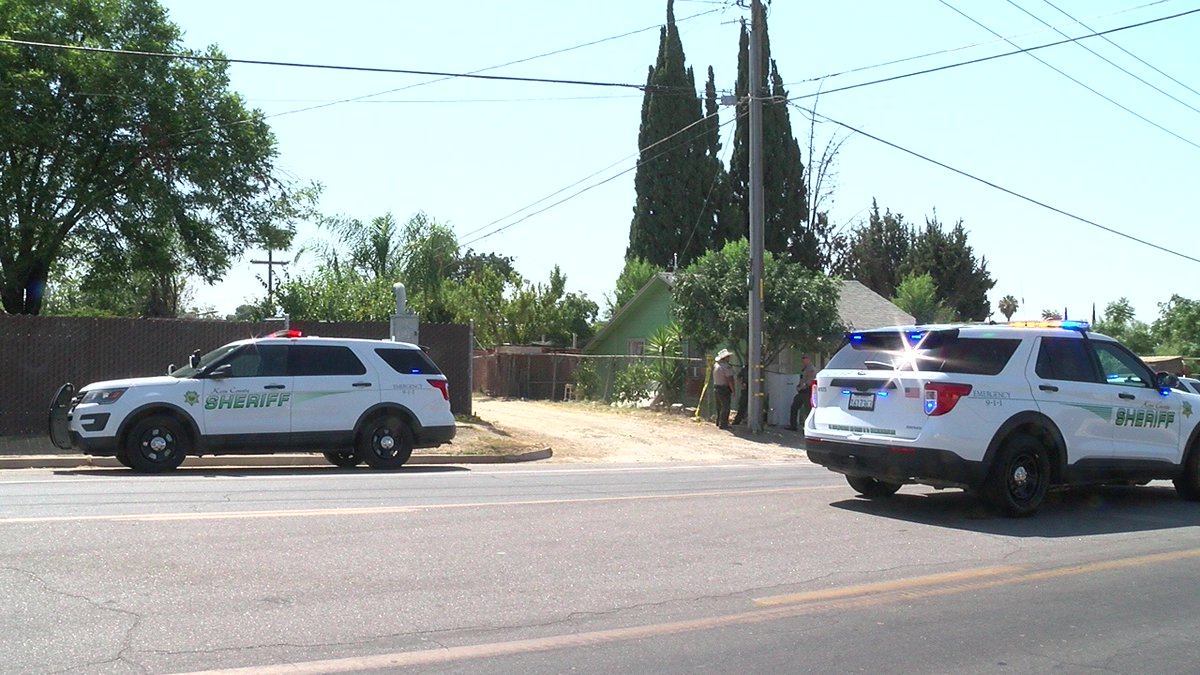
[1002,0,1200,116]
[1039,0,1200,101]
[782,7,1200,105]
[460,110,739,248]
[937,0,1200,151]
[786,101,1200,265]
[782,0,1175,88]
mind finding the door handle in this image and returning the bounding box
[1039,384,1058,392]
[263,384,286,390]
[352,382,372,388]
[1118,392,1135,400]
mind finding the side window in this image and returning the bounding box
[1092,341,1152,389]
[288,345,367,377]
[1035,337,1100,383]
[375,348,442,375]
[627,339,645,356]
[224,345,288,378]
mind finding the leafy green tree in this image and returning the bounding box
[1042,309,1063,320]
[672,239,843,366]
[606,257,663,318]
[844,200,912,299]
[903,214,994,321]
[893,273,943,324]
[998,295,1019,322]
[1093,298,1156,354]
[645,322,685,405]
[0,0,311,314]
[627,0,724,270]
[727,12,815,268]
[1153,294,1200,357]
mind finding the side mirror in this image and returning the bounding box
[189,350,201,369]
[167,363,175,375]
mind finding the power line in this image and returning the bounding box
[460,110,739,248]
[782,0,1175,88]
[1002,0,1200,116]
[0,37,650,92]
[1040,0,1200,101]
[783,7,1200,108]
[787,101,1200,265]
[938,0,1200,151]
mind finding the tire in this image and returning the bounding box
[124,415,189,473]
[985,433,1050,517]
[846,475,902,498]
[114,447,133,468]
[323,451,362,468]
[356,414,414,470]
[1173,444,1200,501]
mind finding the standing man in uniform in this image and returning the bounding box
[712,349,735,429]
[787,354,817,431]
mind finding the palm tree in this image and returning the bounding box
[998,295,1019,321]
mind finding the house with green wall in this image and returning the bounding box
[584,275,915,424]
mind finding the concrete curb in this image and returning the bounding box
[0,448,554,470]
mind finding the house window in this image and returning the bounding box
[627,339,645,356]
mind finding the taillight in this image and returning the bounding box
[810,380,818,408]
[428,379,450,401]
[924,382,972,416]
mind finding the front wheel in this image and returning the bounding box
[356,414,414,470]
[1173,445,1200,501]
[985,433,1050,517]
[124,415,189,473]
[323,451,362,468]
[846,475,902,498]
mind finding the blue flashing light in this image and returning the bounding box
[906,331,925,343]
[924,398,936,414]
[1160,387,1172,397]
[878,390,889,397]
[841,389,852,396]
[1060,320,1090,331]
[850,334,865,342]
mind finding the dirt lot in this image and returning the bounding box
[447,397,809,463]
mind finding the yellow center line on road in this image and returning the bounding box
[0,485,840,525]
[175,546,1200,675]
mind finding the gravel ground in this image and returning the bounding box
[466,397,809,463]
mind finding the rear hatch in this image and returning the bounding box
[811,328,1019,442]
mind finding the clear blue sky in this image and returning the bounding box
[160,0,1199,324]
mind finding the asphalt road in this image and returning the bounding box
[3,462,1200,674]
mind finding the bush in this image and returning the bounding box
[612,361,654,404]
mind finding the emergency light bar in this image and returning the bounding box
[1007,320,1090,331]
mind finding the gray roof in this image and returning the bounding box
[838,280,915,330]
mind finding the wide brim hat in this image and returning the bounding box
[715,348,733,361]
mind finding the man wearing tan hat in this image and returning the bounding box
[712,349,735,429]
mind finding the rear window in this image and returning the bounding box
[375,347,443,375]
[828,333,1021,376]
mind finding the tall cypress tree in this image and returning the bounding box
[727,14,816,269]
[627,0,725,270]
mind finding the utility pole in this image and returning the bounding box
[747,0,766,434]
[251,249,289,306]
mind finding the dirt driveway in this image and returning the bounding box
[463,397,809,463]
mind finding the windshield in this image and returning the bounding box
[827,332,1021,376]
[169,343,242,379]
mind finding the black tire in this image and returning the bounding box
[114,447,133,468]
[356,414,414,470]
[846,475,902,498]
[1173,444,1200,501]
[985,433,1050,517]
[323,451,362,468]
[124,415,189,473]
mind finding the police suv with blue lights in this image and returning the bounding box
[803,320,1200,516]
[48,331,456,472]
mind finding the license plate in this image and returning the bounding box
[848,392,876,411]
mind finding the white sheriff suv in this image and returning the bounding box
[48,330,456,472]
[804,320,1200,516]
